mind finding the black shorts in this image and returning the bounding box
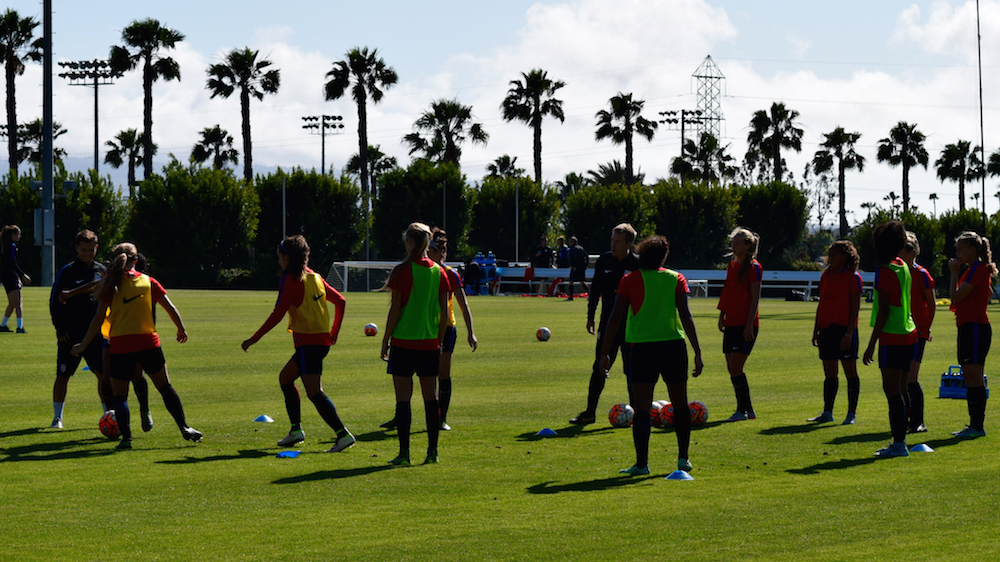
[441,326,458,354]
[593,326,631,376]
[723,326,758,355]
[912,338,928,363]
[110,347,166,381]
[817,325,859,361]
[292,345,329,375]
[2,272,21,293]
[958,323,992,366]
[569,270,586,282]
[628,339,688,386]
[878,343,914,372]
[57,338,104,377]
[387,346,440,378]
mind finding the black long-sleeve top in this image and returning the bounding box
[587,250,640,330]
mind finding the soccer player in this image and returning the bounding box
[49,230,110,428]
[565,236,589,301]
[1,224,30,333]
[947,231,996,438]
[600,235,703,476]
[718,227,762,422]
[242,235,354,452]
[809,241,863,425]
[380,222,450,465]
[901,232,936,433]
[568,223,640,425]
[862,220,917,458]
[71,242,203,450]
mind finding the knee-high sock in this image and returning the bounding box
[968,386,988,430]
[439,378,453,424]
[846,377,860,414]
[100,380,115,410]
[823,378,839,413]
[673,403,692,461]
[157,384,187,429]
[585,369,607,415]
[887,393,907,443]
[632,409,651,468]
[281,383,302,430]
[732,374,752,412]
[133,376,150,415]
[395,401,412,457]
[113,395,132,440]
[309,392,345,433]
[908,382,924,427]
[425,399,440,452]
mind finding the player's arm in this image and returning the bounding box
[243,282,294,351]
[381,289,403,361]
[948,258,975,304]
[863,287,890,366]
[598,294,629,376]
[676,285,703,378]
[453,283,477,351]
[324,280,347,345]
[586,257,603,334]
[71,301,109,356]
[744,279,761,342]
[811,297,822,347]
[844,283,861,350]
[922,285,936,331]
[156,294,188,343]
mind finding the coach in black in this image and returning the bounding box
[569,223,639,425]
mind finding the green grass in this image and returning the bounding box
[1,288,998,561]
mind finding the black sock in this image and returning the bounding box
[425,400,441,453]
[847,377,860,414]
[309,391,345,433]
[823,378,839,413]
[113,395,132,440]
[585,369,607,416]
[281,383,301,430]
[439,378,452,424]
[732,374,752,412]
[673,403,691,460]
[632,409,651,467]
[908,382,924,428]
[133,376,150,415]
[157,384,187,429]
[395,401,412,458]
[968,386,988,430]
[887,393,907,443]
[100,380,115,409]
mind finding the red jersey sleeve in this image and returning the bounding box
[149,276,167,302]
[323,276,346,343]
[250,274,302,343]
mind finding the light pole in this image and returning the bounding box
[58,59,121,171]
[659,109,704,161]
[301,114,344,175]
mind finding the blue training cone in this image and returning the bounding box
[909,443,934,453]
[536,428,557,437]
[276,450,301,458]
[82,366,90,371]
[666,470,694,481]
[253,414,274,423]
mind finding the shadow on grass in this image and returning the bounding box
[759,422,832,435]
[355,430,396,443]
[515,424,616,441]
[156,449,272,464]
[0,427,45,439]
[1,434,116,462]
[527,474,659,494]
[272,464,396,484]
[786,456,880,475]
[824,431,891,445]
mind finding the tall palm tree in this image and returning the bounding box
[745,102,804,184]
[486,155,525,179]
[594,92,656,185]
[105,128,155,199]
[191,125,239,170]
[206,47,280,182]
[935,140,983,212]
[670,132,737,183]
[403,98,489,168]
[500,69,566,184]
[876,121,928,214]
[812,127,866,236]
[0,9,41,174]
[17,119,67,164]
[588,160,644,187]
[109,18,184,181]
[346,144,397,199]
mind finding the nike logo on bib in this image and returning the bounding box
[123,295,142,304]
[312,294,323,301]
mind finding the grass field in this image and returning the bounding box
[1,287,998,561]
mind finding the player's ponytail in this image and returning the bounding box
[96,242,138,302]
[400,222,432,268]
[278,235,309,281]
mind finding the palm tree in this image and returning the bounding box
[0,9,42,174]
[346,144,397,199]
[935,140,983,212]
[191,125,239,170]
[486,155,525,179]
[812,127,866,236]
[17,119,67,164]
[884,191,899,213]
[554,172,591,203]
[860,201,878,221]
[500,69,565,184]
[588,160,644,187]
[594,92,656,185]
[206,48,280,182]
[876,121,928,214]
[403,98,489,168]
[670,132,737,183]
[105,128,155,199]
[745,102,804,184]
[109,18,185,181]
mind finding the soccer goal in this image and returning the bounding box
[327,261,398,292]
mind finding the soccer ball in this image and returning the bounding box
[364,323,378,337]
[608,403,634,428]
[659,402,675,427]
[99,410,119,439]
[689,400,709,425]
[650,402,664,427]
[536,327,551,341]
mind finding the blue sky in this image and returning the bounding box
[5,0,1000,224]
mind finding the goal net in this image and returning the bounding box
[327,261,398,292]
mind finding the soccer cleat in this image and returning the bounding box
[951,426,987,438]
[746,410,757,420]
[0,326,10,332]
[874,442,909,458]
[141,411,154,432]
[423,449,439,464]
[440,421,452,431]
[16,327,26,334]
[327,431,356,453]
[808,411,834,423]
[908,423,928,434]
[379,418,397,430]
[725,411,750,422]
[181,426,204,442]
[842,413,857,425]
[116,439,133,450]
[278,429,305,447]
[388,455,411,466]
[678,458,693,472]
[569,411,596,425]
[50,417,62,429]
[619,465,650,476]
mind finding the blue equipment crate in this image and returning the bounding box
[939,365,990,399]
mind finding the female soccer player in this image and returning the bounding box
[809,241,863,425]
[600,236,703,476]
[901,231,936,433]
[242,235,353,451]
[717,227,761,422]
[381,222,450,465]
[72,243,202,450]
[947,231,996,438]
[863,221,917,458]
[1,224,30,333]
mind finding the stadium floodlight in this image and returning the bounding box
[58,59,123,171]
[301,114,345,175]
